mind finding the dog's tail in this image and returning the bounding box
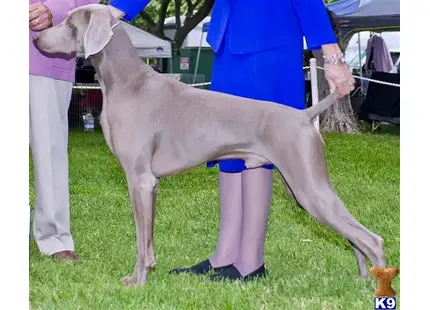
[304,90,340,121]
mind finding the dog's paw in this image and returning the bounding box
[357,269,370,280]
[358,274,370,281]
[122,275,136,287]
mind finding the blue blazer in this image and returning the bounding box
[109,0,337,54]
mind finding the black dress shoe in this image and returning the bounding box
[169,259,233,275]
[208,265,267,282]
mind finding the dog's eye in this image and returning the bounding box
[68,22,74,28]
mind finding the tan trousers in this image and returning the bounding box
[29,74,74,255]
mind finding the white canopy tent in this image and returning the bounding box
[344,31,400,71]
[120,21,172,58]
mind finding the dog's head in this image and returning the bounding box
[33,4,117,59]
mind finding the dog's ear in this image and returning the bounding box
[83,10,114,59]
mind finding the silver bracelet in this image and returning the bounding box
[323,53,346,65]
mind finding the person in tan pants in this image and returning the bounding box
[29,0,99,260]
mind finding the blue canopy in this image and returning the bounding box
[337,0,400,41]
[327,0,373,15]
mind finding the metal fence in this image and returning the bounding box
[68,73,209,131]
[179,73,207,88]
[69,84,102,131]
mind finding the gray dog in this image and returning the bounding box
[34,4,386,287]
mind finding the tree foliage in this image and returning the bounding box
[101,0,214,48]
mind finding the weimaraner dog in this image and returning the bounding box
[34,4,386,287]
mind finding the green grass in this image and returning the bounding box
[29,129,400,310]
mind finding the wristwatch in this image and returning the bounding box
[323,53,346,65]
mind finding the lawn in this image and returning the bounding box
[29,129,400,310]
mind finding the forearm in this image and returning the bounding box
[292,0,337,50]
[321,4,343,58]
[108,0,151,22]
[321,44,343,57]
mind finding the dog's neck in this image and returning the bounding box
[90,24,154,96]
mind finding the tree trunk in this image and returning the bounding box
[154,0,172,39]
[312,50,359,133]
[174,0,182,30]
[310,5,360,133]
[174,0,215,48]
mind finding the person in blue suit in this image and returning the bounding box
[108,0,355,281]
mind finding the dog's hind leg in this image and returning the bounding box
[350,241,369,278]
[242,154,296,201]
[273,128,386,277]
[278,161,368,276]
[277,172,305,208]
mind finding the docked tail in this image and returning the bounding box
[304,90,340,121]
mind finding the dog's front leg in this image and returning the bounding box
[124,172,158,287]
